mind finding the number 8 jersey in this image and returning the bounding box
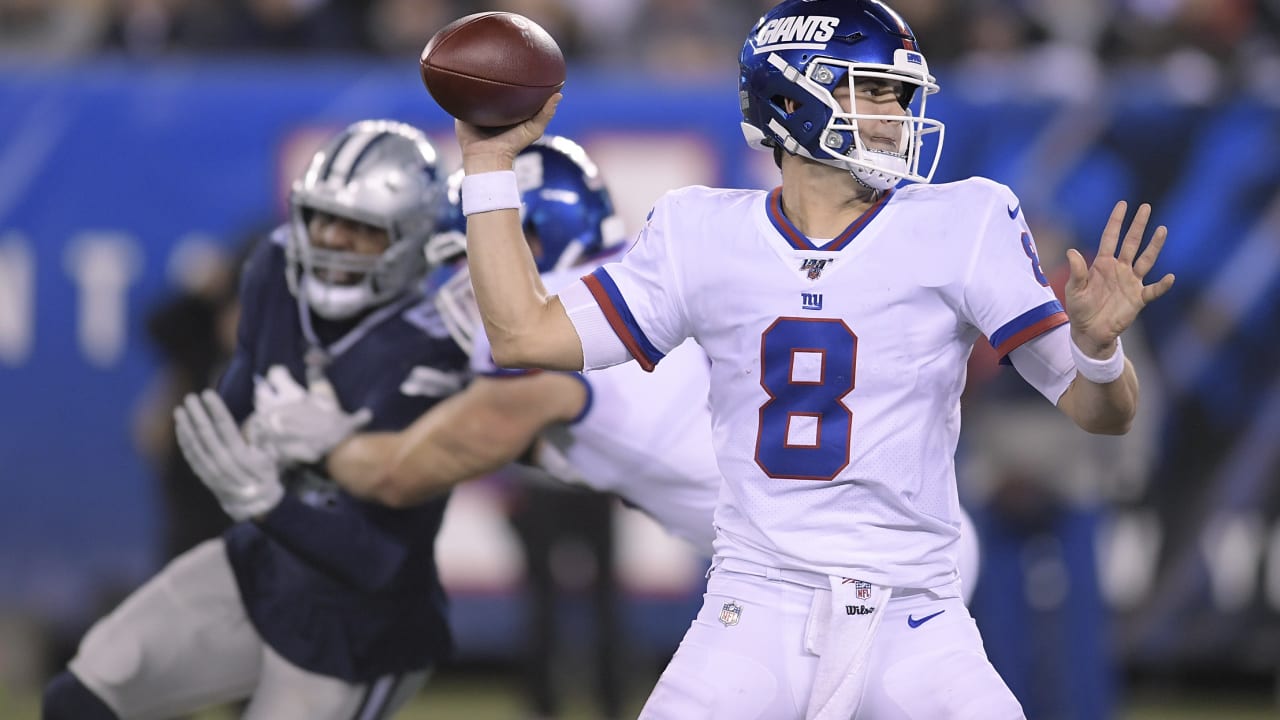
[558,177,1069,591]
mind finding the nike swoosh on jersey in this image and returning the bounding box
[906,610,945,628]
[1007,202,1021,219]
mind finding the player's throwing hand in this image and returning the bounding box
[1065,201,1176,357]
[455,94,562,173]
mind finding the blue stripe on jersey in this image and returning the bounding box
[989,299,1069,362]
[765,187,895,251]
[567,373,593,425]
[479,366,540,378]
[583,268,665,370]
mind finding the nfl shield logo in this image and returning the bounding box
[800,258,828,280]
[855,580,872,601]
[719,600,742,627]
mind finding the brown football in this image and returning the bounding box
[420,12,566,128]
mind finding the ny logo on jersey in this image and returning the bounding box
[800,258,831,280]
[801,292,824,311]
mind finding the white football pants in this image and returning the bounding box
[68,539,429,720]
[638,565,1024,720]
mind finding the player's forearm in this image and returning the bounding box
[464,209,583,370]
[380,434,509,507]
[1058,359,1139,435]
[324,432,408,502]
[379,395,544,506]
[460,155,584,371]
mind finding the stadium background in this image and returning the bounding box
[1,0,1278,718]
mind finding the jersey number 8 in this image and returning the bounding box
[755,317,857,481]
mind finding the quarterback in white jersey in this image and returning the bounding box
[453,0,1174,717]
[578,178,1031,583]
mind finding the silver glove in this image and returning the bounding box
[174,390,284,521]
[244,365,372,466]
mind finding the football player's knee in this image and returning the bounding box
[42,671,120,720]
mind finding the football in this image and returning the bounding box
[420,12,566,128]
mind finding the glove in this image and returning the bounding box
[174,389,284,522]
[244,365,372,466]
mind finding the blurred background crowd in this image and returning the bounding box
[2,1,1279,719]
[2,0,1279,97]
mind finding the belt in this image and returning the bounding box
[712,557,831,590]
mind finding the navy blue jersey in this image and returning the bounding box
[216,231,469,681]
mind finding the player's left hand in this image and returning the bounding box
[175,390,284,522]
[1064,201,1176,357]
[245,365,372,466]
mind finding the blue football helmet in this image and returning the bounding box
[288,119,445,320]
[739,0,945,190]
[428,135,625,354]
[432,135,625,272]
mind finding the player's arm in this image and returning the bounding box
[454,96,585,371]
[1055,201,1174,434]
[1054,350,1139,434]
[326,373,588,507]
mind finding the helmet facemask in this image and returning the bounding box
[289,208,427,320]
[286,120,442,321]
[761,49,944,190]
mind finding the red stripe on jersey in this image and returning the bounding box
[582,274,657,372]
[993,311,1069,358]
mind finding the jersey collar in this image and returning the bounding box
[765,186,895,252]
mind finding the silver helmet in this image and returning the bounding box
[287,119,445,320]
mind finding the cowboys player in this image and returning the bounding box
[42,120,468,720]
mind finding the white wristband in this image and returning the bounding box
[461,170,521,216]
[1070,336,1126,384]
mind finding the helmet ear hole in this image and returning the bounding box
[774,95,802,114]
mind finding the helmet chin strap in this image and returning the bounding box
[848,150,908,191]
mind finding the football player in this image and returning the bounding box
[248,134,721,556]
[246,134,983,593]
[447,0,1176,718]
[42,120,468,720]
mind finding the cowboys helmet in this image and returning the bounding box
[739,0,945,190]
[287,119,445,320]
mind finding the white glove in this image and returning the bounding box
[244,365,372,466]
[174,389,284,522]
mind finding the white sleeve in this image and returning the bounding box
[561,193,692,372]
[961,183,1068,359]
[1007,323,1076,404]
[561,281,630,369]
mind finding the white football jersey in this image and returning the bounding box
[471,262,721,554]
[563,178,1066,590]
